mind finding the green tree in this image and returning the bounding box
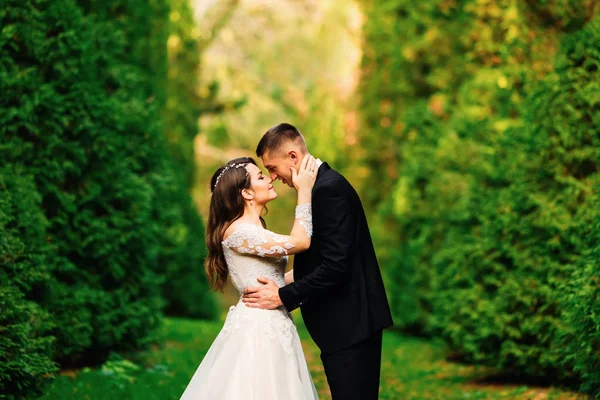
[1,0,216,397]
[0,171,57,397]
[358,0,600,389]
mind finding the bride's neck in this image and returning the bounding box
[239,203,264,224]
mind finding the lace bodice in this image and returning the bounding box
[222,223,289,293]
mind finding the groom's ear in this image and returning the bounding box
[289,151,298,164]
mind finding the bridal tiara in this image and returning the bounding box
[212,163,249,192]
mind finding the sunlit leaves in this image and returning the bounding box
[359,0,600,392]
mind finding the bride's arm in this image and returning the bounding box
[281,178,314,253]
[284,269,294,285]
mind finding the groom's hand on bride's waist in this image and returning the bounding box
[242,277,283,310]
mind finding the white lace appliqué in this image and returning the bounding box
[222,305,297,354]
[223,224,296,256]
[222,224,289,290]
[295,204,313,238]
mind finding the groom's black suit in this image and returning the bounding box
[279,162,393,400]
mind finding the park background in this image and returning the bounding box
[1,0,599,399]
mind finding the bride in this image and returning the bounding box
[180,155,319,399]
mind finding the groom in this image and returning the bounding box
[242,123,393,399]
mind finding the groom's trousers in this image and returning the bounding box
[320,330,383,400]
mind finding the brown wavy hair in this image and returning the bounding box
[205,157,266,291]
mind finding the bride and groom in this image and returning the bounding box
[181,123,393,399]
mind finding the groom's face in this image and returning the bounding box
[261,150,296,188]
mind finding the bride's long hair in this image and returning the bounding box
[205,157,266,291]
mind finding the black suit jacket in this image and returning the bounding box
[279,162,393,354]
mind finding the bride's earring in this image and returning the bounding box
[250,199,254,206]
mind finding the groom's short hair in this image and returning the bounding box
[256,123,308,157]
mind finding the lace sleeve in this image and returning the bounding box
[223,223,296,257]
[295,204,313,238]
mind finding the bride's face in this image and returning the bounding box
[245,164,277,205]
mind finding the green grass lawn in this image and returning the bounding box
[40,316,587,400]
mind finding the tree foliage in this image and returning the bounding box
[1,0,215,397]
[0,171,57,398]
[359,0,600,392]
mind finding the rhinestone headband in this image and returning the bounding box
[212,163,249,192]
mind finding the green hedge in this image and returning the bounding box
[0,170,57,398]
[551,21,600,396]
[434,18,600,381]
[1,0,215,397]
[2,0,168,361]
[359,0,599,391]
[165,0,201,187]
[561,214,600,397]
[360,0,574,332]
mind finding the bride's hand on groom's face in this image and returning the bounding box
[291,155,317,192]
[242,277,282,310]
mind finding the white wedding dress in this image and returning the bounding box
[180,222,319,400]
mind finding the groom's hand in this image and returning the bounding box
[242,277,282,310]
